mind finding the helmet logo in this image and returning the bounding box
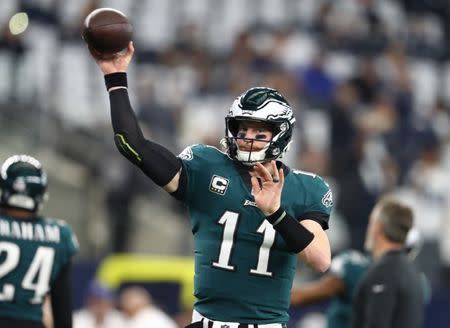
[13,178,26,192]
[245,91,267,106]
[239,88,281,110]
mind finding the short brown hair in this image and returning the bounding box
[376,198,414,244]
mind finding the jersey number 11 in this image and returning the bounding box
[212,210,276,277]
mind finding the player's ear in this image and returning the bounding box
[37,192,49,212]
[374,219,385,240]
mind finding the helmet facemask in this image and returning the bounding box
[222,87,295,165]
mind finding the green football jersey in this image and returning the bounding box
[0,214,79,322]
[178,144,333,324]
[327,250,370,328]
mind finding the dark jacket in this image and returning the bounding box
[351,249,424,328]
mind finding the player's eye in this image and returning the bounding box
[237,131,246,138]
[255,134,268,140]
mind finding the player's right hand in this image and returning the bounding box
[251,161,284,216]
[95,41,134,75]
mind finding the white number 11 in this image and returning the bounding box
[212,210,275,276]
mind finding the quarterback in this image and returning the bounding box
[93,42,333,327]
[0,155,79,328]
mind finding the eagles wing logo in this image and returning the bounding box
[13,178,26,192]
[178,146,193,161]
[322,190,333,208]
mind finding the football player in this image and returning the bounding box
[93,42,333,328]
[0,155,79,328]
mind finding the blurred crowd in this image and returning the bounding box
[43,280,185,328]
[0,0,450,295]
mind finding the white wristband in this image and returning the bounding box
[108,86,128,92]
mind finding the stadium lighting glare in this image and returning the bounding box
[9,12,29,35]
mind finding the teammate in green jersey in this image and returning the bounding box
[0,155,79,328]
[291,249,370,328]
[93,42,333,327]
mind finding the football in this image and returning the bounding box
[82,8,132,59]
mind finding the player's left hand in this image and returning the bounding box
[251,161,284,216]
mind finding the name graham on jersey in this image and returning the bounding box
[0,219,60,243]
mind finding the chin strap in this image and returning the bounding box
[235,138,272,164]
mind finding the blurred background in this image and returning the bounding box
[0,0,449,327]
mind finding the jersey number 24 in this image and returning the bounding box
[0,241,54,304]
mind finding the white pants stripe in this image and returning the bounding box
[192,309,285,328]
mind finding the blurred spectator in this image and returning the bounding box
[73,280,125,328]
[329,81,360,176]
[329,81,375,251]
[300,50,336,109]
[350,57,381,104]
[104,156,156,253]
[393,131,450,288]
[0,24,26,56]
[119,286,177,328]
[0,24,26,102]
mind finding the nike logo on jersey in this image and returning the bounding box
[243,199,257,207]
[372,284,385,293]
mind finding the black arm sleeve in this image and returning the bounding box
[106,73,182,187]
[298,211,330,230]
[50,262,73,328]
[266,208,314,253]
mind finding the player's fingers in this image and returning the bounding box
[271,161,280,183]
[250,176,260,195]
[129,41,135,54]
[123,42,134,61]
[279,168,285,187]
[254,162,272,182]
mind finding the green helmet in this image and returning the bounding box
[223,87,296,165]
[0,155,47,212]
